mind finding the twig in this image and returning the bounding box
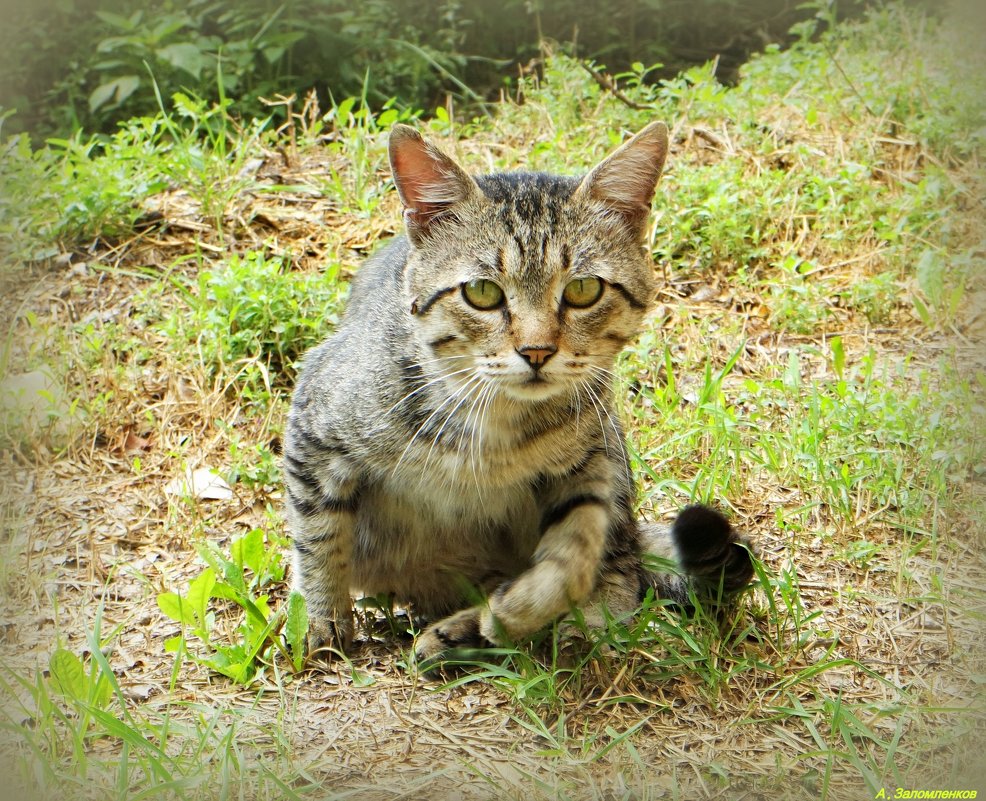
[691,125,728,151]
[822,39,878,118]
[579,61,655,111]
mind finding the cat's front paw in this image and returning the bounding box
[305,613,354,661]
[413,607,492,669]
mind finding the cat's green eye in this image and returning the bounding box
[563,276,604,308]
[462,278,505,310]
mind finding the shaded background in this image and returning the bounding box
[0,0,885,137]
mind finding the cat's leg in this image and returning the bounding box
[574,547,646,628]
[414,506,755,662]
[640,505,755,604]
[478,497,610,644]
[414,486,612,662]
[283,439,362,656]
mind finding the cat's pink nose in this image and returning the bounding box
[517,345,557,371]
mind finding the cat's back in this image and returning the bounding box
[290,236,410,429]
[340,235,410,325]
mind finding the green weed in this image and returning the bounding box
[319,92,416,215]
[159,526,308,684]
[842,272,898,326]
[158,249,346,407]
[0,124,167,262]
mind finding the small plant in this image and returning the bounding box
[42,644,115,729]
[158,527,308,684]
[162,249,346,404]
[842,271,898,325]
[911,247,968,329]
[151,87,272,236]
[320,92,415,215]
[767,258,832,334]
[220,421,281,490]
[0,121,168,260]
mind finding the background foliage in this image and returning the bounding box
[0,0,878,136]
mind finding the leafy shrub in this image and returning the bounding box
[0,119,168,261]
[842,271,898,325]
[1,0,851,137]
[0,91,269,261]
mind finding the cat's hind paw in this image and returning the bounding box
[413,607,493,670]
[305,613,354,662]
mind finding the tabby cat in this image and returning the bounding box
[284,122,754,663]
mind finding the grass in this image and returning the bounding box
[1,3,985,799]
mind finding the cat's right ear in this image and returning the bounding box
[389,125,478,242]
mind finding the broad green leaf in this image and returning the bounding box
[92,669,113,710]
[783,350,801,391]
[196,542,245,593]
[237,593,271,630]
[187,567,216,627]
[350,668,375,688]
[150,16,186,41]
[217,660,256,684]
[241,614,279,681]
[262,46,286,65]
[203,643,257,684]
[49,649,87,701]
[93,10,135,30]
[88,81,119,112]
[87,75,140,112]
[157,592,195,626]
[830,335,845,379]
[231,528,264,577]
[211,581,243,602]
[336,97,356,124]
[253,595,271,620]
[114,75,140,105]
[158,42,205,79]
[285,592,309,671]
[912,294,931,326]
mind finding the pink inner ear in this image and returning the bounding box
[391,143,435,210]
[391,137,470,217]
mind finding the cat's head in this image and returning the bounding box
[389,122,668,402]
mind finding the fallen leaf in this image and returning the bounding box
[117,429,153,455]
[122,684,155,702]
[165,467,233,500]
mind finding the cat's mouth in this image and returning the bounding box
[502,373,566,401]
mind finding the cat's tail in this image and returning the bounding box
[640,505,755,605]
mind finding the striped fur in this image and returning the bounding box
[284,122,754,662]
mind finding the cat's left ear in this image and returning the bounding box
[575,121,669,232]
[389,124,479,242]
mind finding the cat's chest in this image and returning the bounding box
[357,408,585,530]
[369,466,532,528]
[383,411,582,491]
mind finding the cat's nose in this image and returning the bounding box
[517,345,557,372]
